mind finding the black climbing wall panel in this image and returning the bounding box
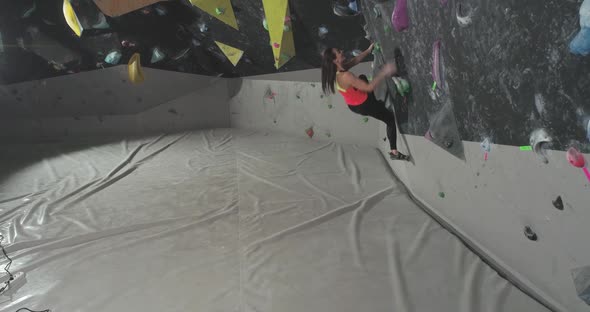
[364,0,590,152]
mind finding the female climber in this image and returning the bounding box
[321,44,409,160]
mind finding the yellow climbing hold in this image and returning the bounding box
[215,41,244,66]
[63,0,83,37]
[262,0,296,69]
[189,0,238,30]
[128,53,144,84]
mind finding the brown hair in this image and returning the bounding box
[321,48,337,94]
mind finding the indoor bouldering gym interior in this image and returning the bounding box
[0,0,589,311]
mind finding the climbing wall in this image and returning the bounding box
[0,66,230,140]
[229,63,380,146]
[362,0,590,310]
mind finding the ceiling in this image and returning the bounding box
[0,0,371,84]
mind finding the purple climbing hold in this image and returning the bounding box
[392,0,409,32]
[432,40,442,89]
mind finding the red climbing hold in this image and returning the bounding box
[306,127,314,138]
[392,0,409,32]
[273,43,280,48]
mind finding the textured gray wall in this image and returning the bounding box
[0,66,230,141]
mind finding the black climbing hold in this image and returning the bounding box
[445,140,453,148]
[476,172,480,176]
[168,108,178,115]
[383,137,387,141]
[524,226,537,241]
[552,196,564,211]
[273,120,277,124]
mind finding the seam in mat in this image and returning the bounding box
[375,149,561,312]
[235,130,244,312]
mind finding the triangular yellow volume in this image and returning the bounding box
[63,0,83,37]
[189,0,239,30]
[215,41,244,66]
[128,53,145,84]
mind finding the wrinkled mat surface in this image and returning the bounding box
[0,129,548,312]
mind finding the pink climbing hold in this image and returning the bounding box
[392,0,409,32]
[432,40,442,88]
[306,127,314,138]
[567,147,586,168]
[273,43,280,48]
[567,147,590,183]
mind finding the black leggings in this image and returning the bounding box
[347,75,397,150]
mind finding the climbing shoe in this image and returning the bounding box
[333,3,361,17]
[389,151,410,161]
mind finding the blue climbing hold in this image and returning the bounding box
[104,51,122,65]
[570,0,590,56]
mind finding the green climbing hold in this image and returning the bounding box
[283,25,290,32]
[263,19,269,31]
[384,24,391,33]
[372,43,381,54]
[438,192,445,198]
[392,77,411,96]
[215,7,225,15]
[326,132,332,138]
[328,104,333,109]
[363,117,369,123]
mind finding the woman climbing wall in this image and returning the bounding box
[321,44,410,161]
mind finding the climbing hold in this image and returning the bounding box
[432,40,442,90]
[392,0,409,32]
[273,42,280,48]
[168,108,178,115]
[190,0,238,30]
[263,18,269,31]
[363,117,369,123]
[22,2,37,18]
[566,147,590,186]
[198,23,208,32]
[328,104,333,109]
[438,192,445,198]
[384,23,391,33]
[552,196,564,211]
[128,53,145,84]
[318,25,329,38]
[93,13,110,29]
[283,24,290,32]
[481,138,491,161]
[155,5,168,15]
[392,77,411,96]
[373,42,381,53]
[151,47,166,63]
[445,140,453,148]
[456,3,473,27]
[215,41,244,66]
[571,266,590,305]
[121,40,136,48]
[529,129,552,164]
[325,132,332,138]
[63,0,83,37]
[519,145,533,151]
[373,6,381,18]
[306,127,314,138]
[570,0,590,56]
[104,51,122,64]
[524,226,537,241]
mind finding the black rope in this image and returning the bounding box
[0,234,51,312]
[0,233,14,294]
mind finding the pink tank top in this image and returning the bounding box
[335,72,368,105]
